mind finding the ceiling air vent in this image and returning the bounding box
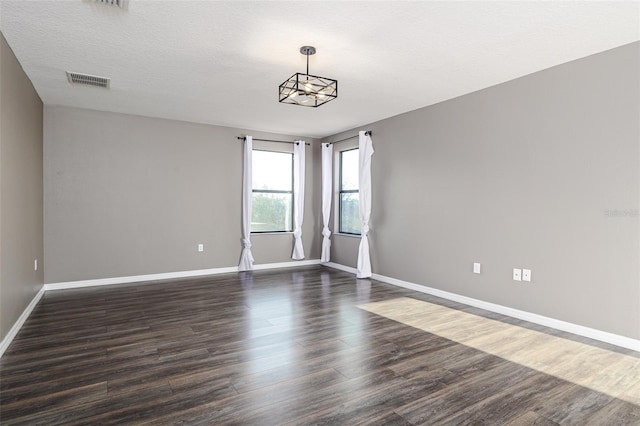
[66,72,110,89]
[95,0,125,8]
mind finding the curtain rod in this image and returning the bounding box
[237,137,310,146]
[326,130,372,146]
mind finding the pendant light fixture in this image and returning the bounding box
[279,46,338,107]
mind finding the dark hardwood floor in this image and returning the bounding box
[1,266,638,425]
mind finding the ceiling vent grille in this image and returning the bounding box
[95,0,124,8]
[66,72,110,88]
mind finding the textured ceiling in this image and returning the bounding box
[1,1,638,138]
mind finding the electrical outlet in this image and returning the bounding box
[473,263,481,274]
[523,269,531,282]
[197,244,204,252]
[513,268,522,281]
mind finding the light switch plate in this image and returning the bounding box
[523,269,531,282]
[198,244,204,252]
[513,268,522,281]
[473,263,481,274]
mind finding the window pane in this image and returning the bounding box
[340,192,361,234]
[251,192,293,232]
[252,150,292,191]
[340,149,359,191]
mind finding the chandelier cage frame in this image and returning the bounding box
[278,46,338,108]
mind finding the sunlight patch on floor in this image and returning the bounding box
[358,297,640,405]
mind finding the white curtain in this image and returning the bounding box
[238,136,254,271]
[321,143,333,263]
[291,141,306,260]
[357,131,374,278]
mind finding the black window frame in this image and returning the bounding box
[338,147,361,235]
[251,149,294,233]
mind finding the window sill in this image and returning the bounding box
[251,232,294,236]
[334,232,361,239]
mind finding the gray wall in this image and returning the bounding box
[44,106,321,283]
[327,42,640,340]
[0,33,44,340]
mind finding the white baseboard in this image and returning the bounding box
[44,259,321,291]
[323,262,357,274]
[323,262,640,352]
[253,259,321,271]
[0,286,45,358]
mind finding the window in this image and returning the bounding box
[251,150,293,233]
[339,148,361,234]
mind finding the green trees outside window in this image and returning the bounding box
[339,148,361,235]
[251,150,293,232]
